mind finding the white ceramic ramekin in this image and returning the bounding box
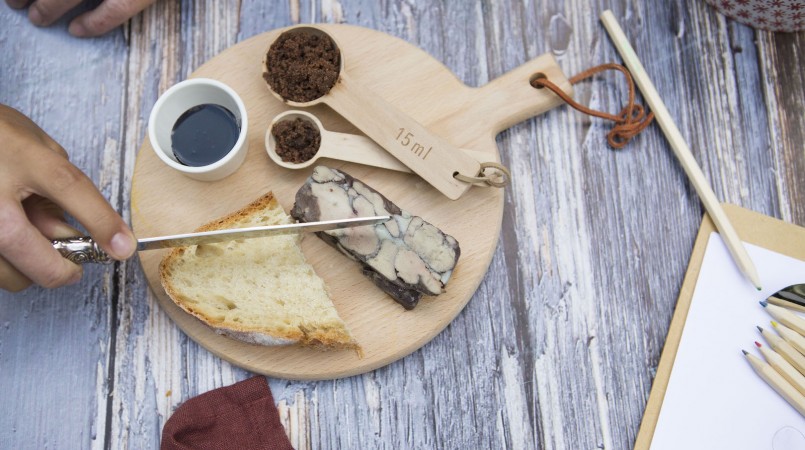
[148,78,249,181]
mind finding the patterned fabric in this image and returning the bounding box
[705,0,805,32]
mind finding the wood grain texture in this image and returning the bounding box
[131,24,569,379]
[0,0,803,448]
[0,8,129,449]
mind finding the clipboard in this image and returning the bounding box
[634,203,805,449]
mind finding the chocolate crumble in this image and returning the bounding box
[271,118,321,164]
[264,31,341,103]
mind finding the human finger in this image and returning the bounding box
[0,105,68,158]
[6,0,30,10]
[0,255,32,293]
[24,195,79,239]
[27,153,136,261]
[0,200,82,289]
[27,0,83,27]
[24,199,85,285]
[38,134,69,158]
[68,0,155,37]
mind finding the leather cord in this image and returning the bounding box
[532,63,654,149]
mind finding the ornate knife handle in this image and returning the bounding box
[52,237,112,264]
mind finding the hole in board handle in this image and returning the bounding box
[529,72,547,89]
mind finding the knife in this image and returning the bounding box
[51,215,391,264]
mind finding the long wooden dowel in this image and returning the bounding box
[600,10,761,290]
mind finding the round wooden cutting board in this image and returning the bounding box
[131,24,569,379]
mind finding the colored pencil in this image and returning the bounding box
[772,321,805,356]
[757,326,805,374]
[761,301,805,336]
[768,295,805,314]
[755,341,805,396]
[777,285,805,306]
[743,350,805,416]
[599,10,761,290]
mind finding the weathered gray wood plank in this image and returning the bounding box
[1,0,803,449]
[758,30,805,225]
[107,2,250,449]
[0,7,129,450]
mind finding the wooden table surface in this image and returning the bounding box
[1,1,803,448]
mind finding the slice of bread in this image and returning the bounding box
[159,192,359,350]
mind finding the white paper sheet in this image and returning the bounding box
[650,233,805,450]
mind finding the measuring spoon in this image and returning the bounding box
[265,110,495,173]
[262,25,482,200]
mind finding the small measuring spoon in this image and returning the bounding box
[266,110,494,173]
[262,25,482,200]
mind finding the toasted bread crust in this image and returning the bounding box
[159,192,359,351]
[192,192,285,233]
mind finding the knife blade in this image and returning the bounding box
[52,215,391,264]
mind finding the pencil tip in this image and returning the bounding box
[742,349,749,355]
[760,300,768,307]
[772,321,779,328]
[757,325,764,332]
[755,341,762,347]
[757,286,762,291]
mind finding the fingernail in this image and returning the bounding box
[68,21,89,37]
[110,232,136,259]
[28,3,47,27]
[28,6,44,26]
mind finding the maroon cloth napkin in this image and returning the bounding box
[161,376,294,450]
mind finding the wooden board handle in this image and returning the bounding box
[458,53,572,137]
[325,72,481,200]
